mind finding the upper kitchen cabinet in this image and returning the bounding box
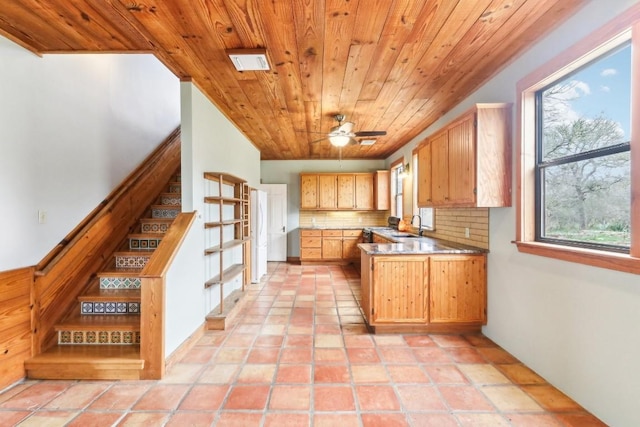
[300,172,385,211]
[374,170,390,210]
[417,103,512,208]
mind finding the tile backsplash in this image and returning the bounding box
[299,210,389,228]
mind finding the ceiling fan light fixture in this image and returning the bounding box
[329,135,351,147]
[226,48,270,71]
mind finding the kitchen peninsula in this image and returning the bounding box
[359,228,487,334]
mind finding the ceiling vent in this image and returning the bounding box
[359,139,377,146]
[227,48,270,71]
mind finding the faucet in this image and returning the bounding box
[411,215,423,236]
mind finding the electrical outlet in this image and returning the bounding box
[465,227,470,238]
[311,217,316,223]
[358,216,363,223]
[38,209,47,224]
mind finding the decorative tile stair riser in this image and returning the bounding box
[129,237,161,250]
[99,277,141,289]
[169,183,181,193]
[140,221,171,233]
[152,206,179,219]
[160,194,181,205]
[58,330,140,345]
[115,254,150,269]
[81,301,140,315]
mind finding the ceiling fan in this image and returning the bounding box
[306,114,387,147]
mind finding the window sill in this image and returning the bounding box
[514,241,640,275]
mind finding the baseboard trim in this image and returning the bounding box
[164,323,206,371]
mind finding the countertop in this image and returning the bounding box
[359,228,487,255]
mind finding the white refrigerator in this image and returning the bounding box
[251,189,268,283]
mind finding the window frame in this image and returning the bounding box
[412,151,434,231]
[515,6,640,274]
[390,157,404,218]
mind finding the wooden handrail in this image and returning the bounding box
[35,127,181,275]
[140,211,196,379]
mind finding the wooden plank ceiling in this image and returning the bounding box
[0,0,586,160]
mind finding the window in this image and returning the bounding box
[391,160,404,218]
[516,8,639,274]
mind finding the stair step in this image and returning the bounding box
[128,233,163,251]
[168,182,181,193]
[151,204,180,219]
[56,311,140,345]
[114,251,153,269]
[159,192,181,205]
[139,218,174,234]
[79,281,141,315]
[98,271,142,289]
[25,345,144,380]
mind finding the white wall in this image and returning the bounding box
[164,82,262,350]
[388,2,640,425]
[0,36,180,271]
[260,159,386,256]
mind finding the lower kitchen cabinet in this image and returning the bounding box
[360,252,486,333]
[321,230,343,260]
[300,229,363,263]
[342,230,362,260]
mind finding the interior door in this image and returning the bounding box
[259,184,287,261]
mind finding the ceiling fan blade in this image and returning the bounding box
[296,129,327,135]
[354,130,387,137]
[308,136,328,144]
[338,121,355,133]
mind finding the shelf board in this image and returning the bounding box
[204,219,243,228]
[204,264,246,288]
[204,196,243,204]
[203,172,246,185]
[204,238,250,254]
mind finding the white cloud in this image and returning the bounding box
[600,85,611,93]
[601,68,617,77]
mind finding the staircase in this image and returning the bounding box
[25,172,182,380]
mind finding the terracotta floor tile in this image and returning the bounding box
[496,363,547,385]
[236,364,276,383]
[165,412,217,427]
[178,384,229,410]
[254,335,284,347]
[347,347,381,364]
[403,335,436,347]
[314,334,344,349]
[476,346,520,364]
[0,382,72,410]
[68,412,124,427]
[344,335,375,348]
[44,383,109,409]
[314,364,350,383]
[275,364,312,383]
[268,385,311,410]
[412,347,453,364]
[216,409,264,425]
[0,410,30,426]
[462,334,497,347]
[458,363,511,385]
[284,334,313,347]
[314,385,356,411]
[198,364,240,384]
[159,363,204,383]
[372,335,408,346]
[280,347,313,363]
[264,413,310,427]
[132,384,189,411]
[522,385,584,412]
[379,347,417,363]
[361,413,409,427]
[314,347,348,363]
[356,385,400,411]
[456,413,511,426]
[482,385,544,412]
[396,385,447,411]
[0,382,34,405]
[506,413,563,426]
[224,333,256,347]
[439,385,495,411]
[387,365,431,383]
[213,348,249,363]
[431,334,471,347]
[17,410,78,427]
[314,413,360,427]
[408,413,459,427]
[246,347,280,363]
[179,346,217,363]
[445,347,486,363]
[88,384,150,410]
[224,385,270,410]
[351,365,390,383]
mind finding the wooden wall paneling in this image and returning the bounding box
[0,267,34,390]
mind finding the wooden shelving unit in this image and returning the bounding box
[203,172,250,317]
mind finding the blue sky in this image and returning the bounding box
[568,43,631,139]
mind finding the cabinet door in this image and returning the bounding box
[430,131,449,205]
[417,142,432,207]
[374,170,390,210]
[300,174,318,209]
[447,115,476,205]
[318,175,337,209]
[342,236,360,259]
[354,174,374,210]
[429,255,486,323]
[371,256,428,323]
[337,174,355,209]
[322,237,343,259]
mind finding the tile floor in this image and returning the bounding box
[0,263,606,426]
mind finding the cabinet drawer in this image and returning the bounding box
[301,229,322,237]
[322,230,342,237]
[301,248,322,259]
[301,237,321,248]
[343,229,362,237]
